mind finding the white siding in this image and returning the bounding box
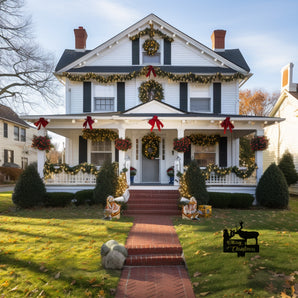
[171,38,217,66]
[125,80,138,110]
[221,82,238,114]
[87,39,131,66]
[69,82,83,114]
[164,81,180,109]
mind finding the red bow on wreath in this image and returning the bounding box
[83,116,95,130]
[221,117,234,134]
[148,115,164,131]
[146,65,156,78]
[34,117,49,130]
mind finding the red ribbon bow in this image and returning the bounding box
[146,65,156,78]
[34,117,49,130]
[221,117,234,134]
[148,115,164,131]
[83,116,95,130]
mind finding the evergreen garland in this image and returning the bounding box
[82,129,118,142]
[62,66,245,84]
[188,134,220,146]
[129,25,174,42]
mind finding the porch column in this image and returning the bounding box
[255,129,264,182]
[118,128,129,183]
[174,128,185,186]
[37,127,46,179]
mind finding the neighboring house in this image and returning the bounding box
[23,14,281,194]
[264,63,298,194]
[0,104,37,181]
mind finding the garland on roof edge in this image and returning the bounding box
[129,25,174,42]
[62,66,245,84]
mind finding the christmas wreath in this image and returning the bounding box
[82,129,118,142]
[139,80,164,103]
[31,135,52,152]
[250,136,269,151]
[173,137,191,153]
[115,138,132,151]
[143,38,159,56]
[142,132,161,160]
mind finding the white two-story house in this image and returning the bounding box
[23,14,281,194]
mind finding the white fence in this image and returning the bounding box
[205,171,256,185]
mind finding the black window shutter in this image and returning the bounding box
[132,38,140,65]
[79,136,88,164]
[180,83,188,111]
[184,150,191,166]
[83,82,91,113]
[117,82,125,111]
[219,137,227,167]
[213,83,221,114]
[164,40,171,65]
[115,148,119,163]
[4,149,8,163]
[11,151,14,163]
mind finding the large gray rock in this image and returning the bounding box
[101,240,128,270]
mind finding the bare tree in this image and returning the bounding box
[0,0,61,111]
[239,89,279,116]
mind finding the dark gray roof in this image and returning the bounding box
[289,91,298,100]
[66,65,237,74]
[0,104,30,127]
[55,49,91,72]
[216,49,250,72]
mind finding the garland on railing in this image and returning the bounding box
[200,163,258,180]
[188,134,220,146]
[43,162,100,179]
[62,66,245,84]
[114,138,132,151]
[142,132,161,159]
[129,25,174,42]
[82,129,118,142]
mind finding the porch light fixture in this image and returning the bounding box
[94,119,98,123]
[264,121,268,124]
[210,120,214,123]
[72,119,76,124]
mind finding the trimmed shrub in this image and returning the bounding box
[73,190,95,206]
[93,161,118,205]
[208,192,254,208]
[45,192,74,207]
[256,163,289,208]
[184,160,209,204]
[278,151,298,186]
[12,164,46,208]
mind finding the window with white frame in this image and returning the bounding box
[193,144,216,167]
[90,140,112,166]
[142,39,161,64]
[189,84,211,113]
[93,84,115,112]
[20,128,26,142]
[14,126,19,141]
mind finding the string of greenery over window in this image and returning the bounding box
[129,25,174,42]
[62,66,245,84]
[82,129,118,142]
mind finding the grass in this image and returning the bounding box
[174,196,298,297]
[0,192,133,297]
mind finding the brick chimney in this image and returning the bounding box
[281,63,297,92]
[211,30,226,51]
[74,26,88,50]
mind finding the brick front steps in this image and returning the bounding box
[125,189,180,216]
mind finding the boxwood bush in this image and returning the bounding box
[208,192,254,208]
[73,189,95,206]
[45,192,74,207]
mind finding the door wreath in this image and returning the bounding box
[139,80,164,103]
[142,132,161,160]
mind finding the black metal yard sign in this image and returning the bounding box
[223,221,259,257]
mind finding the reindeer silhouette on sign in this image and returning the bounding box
[235,221,259,245]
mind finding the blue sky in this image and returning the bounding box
[25,0,298,94]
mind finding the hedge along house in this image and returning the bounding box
[23,14,281,194]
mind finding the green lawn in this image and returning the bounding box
[0,192,133,297]
[174,197,298,297]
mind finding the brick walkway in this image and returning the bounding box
[115,215,195,298]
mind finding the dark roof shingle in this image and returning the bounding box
[0,104,29,127]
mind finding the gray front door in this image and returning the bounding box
[142,156,160,183]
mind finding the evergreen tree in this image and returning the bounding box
[12,164,46,208]
[93,161,118,205]
[278,151,298,186]
[256,163,289,208]
[184,160,209,204]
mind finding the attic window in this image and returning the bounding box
[142,39,161,64]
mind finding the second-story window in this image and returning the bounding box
[190,97,211,113]
[94,97,114,112]
[142,38,161,65]
[94,84,115,112]
[20,128,26,142]
[14,126,19,141]
[3,123,8,138]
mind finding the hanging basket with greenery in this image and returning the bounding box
[142,132,161,160]
[143,38,160,56]
[114,138,132,151]
[31,135,52,152]
[250,136,269,151]
[82,129,118,142]
[173,137,191,153]
[139,80,164,103]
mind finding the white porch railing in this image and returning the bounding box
[205,171,256,185]
[45,171,97,185]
